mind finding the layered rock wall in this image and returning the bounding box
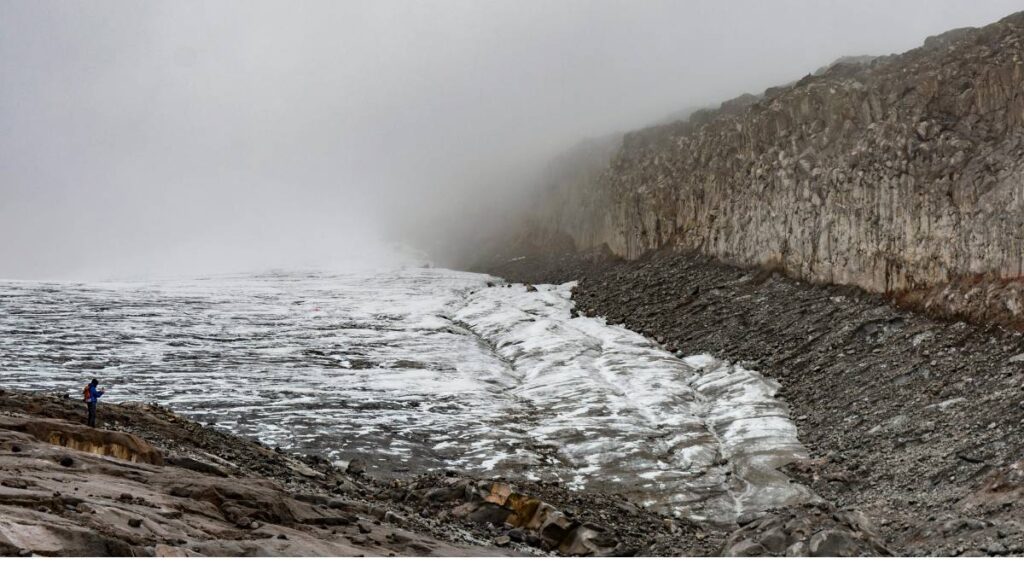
[531,12,1024,325]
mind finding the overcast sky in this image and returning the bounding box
[1,0,1020,279]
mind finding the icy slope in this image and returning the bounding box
[453,282,814,522]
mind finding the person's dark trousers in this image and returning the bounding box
[87,402,97,428]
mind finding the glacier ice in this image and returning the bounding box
[0,268,814,522]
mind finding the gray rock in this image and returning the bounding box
[166,456,229,477]
[785,541,808,557]
[760,527,789,554]
[467,502,510,526]
[725,538,768,557]
[345,458,367,476]
[384,510,406,525]
[558,524,617,557]
[809,529,859,557]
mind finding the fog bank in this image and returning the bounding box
[2,0,1019,279]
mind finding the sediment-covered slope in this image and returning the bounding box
[525,11,1024,327]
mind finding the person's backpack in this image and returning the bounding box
[83,385,92,403]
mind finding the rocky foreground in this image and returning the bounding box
[0,385,905,557]
[486,247,1024,556]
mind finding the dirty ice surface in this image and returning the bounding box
[0,268,813,522]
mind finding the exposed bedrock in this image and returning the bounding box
[0,417,164,465]
[524,12,1024,327]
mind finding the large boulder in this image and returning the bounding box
[721,503,891,557]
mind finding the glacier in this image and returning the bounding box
[0,267,814,522]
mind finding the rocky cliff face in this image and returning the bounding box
[530,12,1024,327]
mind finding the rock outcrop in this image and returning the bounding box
[522,11,1024,328]
[0,417,164,465]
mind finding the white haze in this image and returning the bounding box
[1,0,1020,279]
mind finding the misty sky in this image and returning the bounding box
[2,0,1020,279]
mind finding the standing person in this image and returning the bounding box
[83,378,105,428]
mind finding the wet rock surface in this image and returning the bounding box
[486,248,1024,556]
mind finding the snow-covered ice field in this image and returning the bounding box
[0,267,814,522]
